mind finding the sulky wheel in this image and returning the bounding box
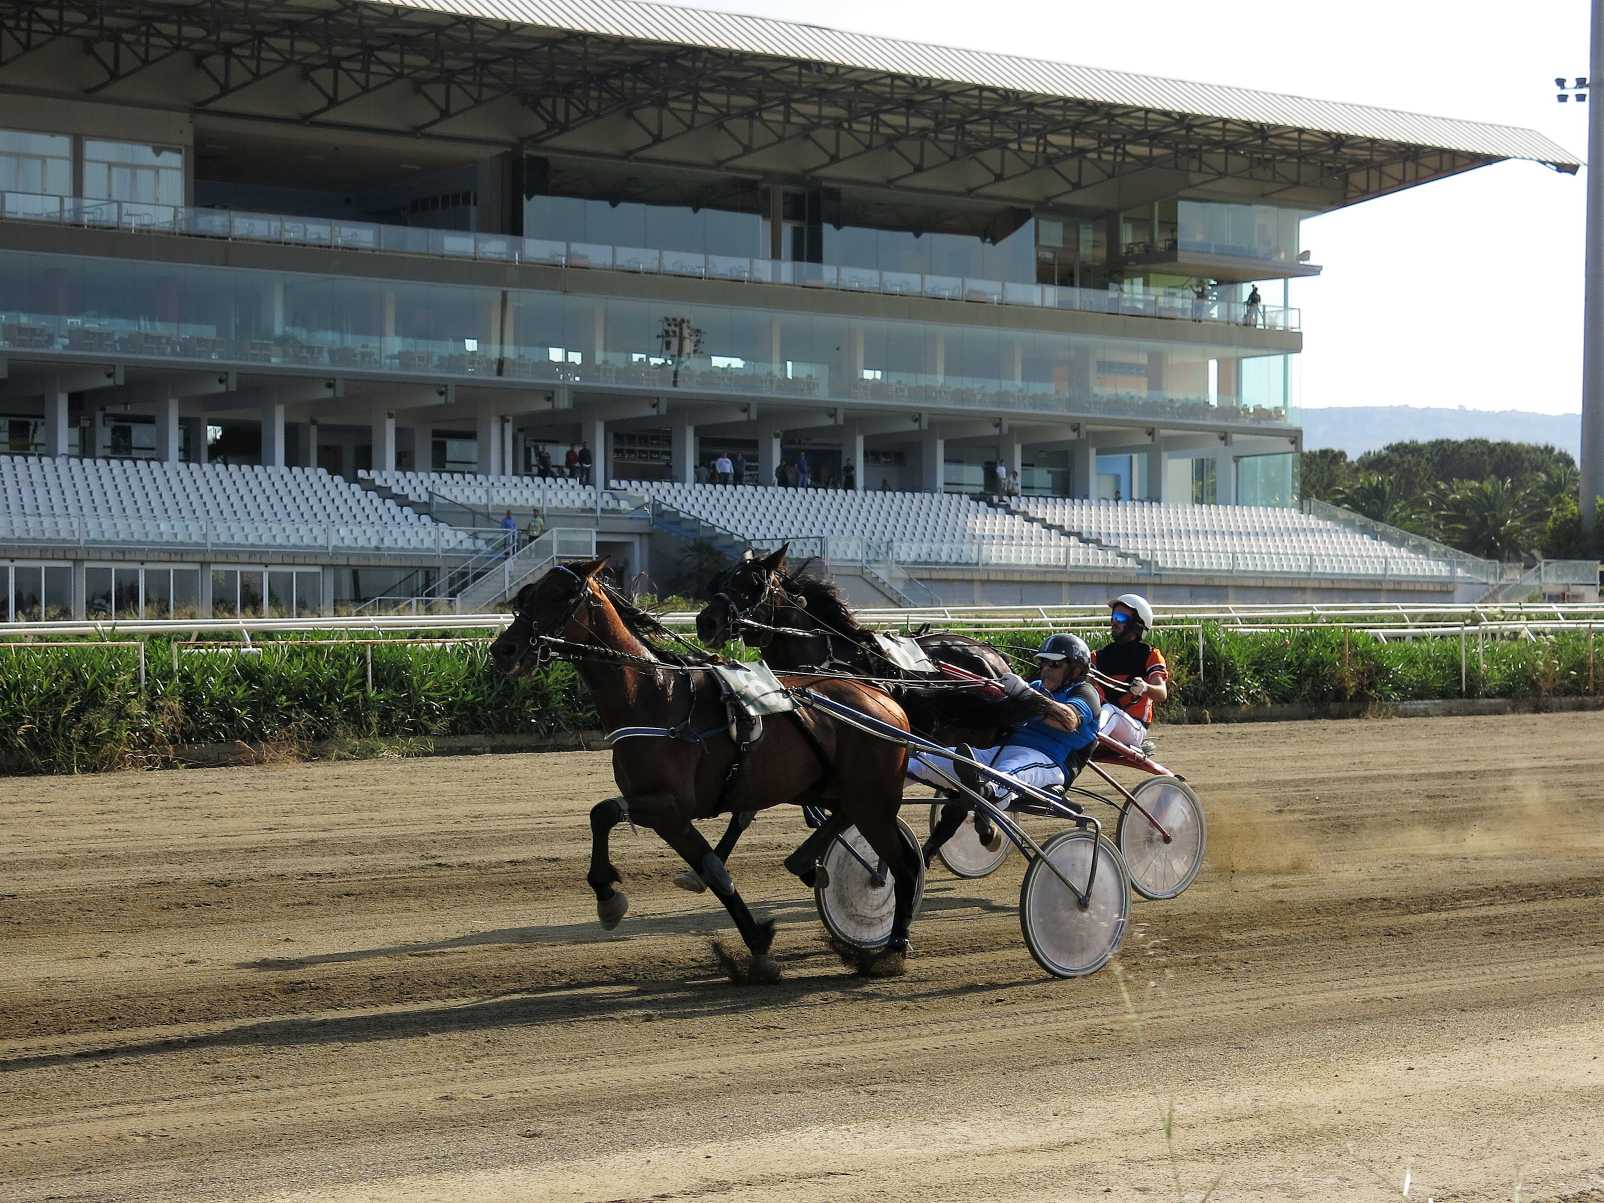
[927,800,1012,879]
[1018,830,1130,979]
[1116,777,1207,902]
[815,817,926,952]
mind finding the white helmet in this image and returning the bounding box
[1109,593,1154,632]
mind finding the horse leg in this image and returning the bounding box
[783,807,850,888]
[852,809,922,962]
[672,811,755,894]
[587,796,630,929]
[659,823,778,970]
[922,796,971,868]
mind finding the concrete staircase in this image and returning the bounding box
[980,495,1151,572]
[455,527,598,612]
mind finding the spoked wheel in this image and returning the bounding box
[815,817,926,952]
[927,800,1012,879]
[1116,777,1207,901]
[1018,830,1130,979]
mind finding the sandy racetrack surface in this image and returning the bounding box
[4,713,1603,1202]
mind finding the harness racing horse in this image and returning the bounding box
[692,545,1050,877]
[489,557,922,975]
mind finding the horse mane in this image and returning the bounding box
[594,580,706,666]
[780,563,875,641]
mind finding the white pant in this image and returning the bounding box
[1097,704,1148,750]
[907,743,1065,810]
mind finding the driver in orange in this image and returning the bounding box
[1093,593,1167,756]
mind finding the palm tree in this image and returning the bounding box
[1334,471,1419,529]
[1434,478,1546,561]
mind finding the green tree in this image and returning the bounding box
[1334,471,1421,529]
[1298,448,1354,500]
[1434,478,1546,561]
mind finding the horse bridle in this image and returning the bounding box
[507,563,594,670]
[710,561,807,649]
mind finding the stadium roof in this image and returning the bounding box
[0,0,1580,211]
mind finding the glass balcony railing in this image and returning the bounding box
[0,191,1301,332]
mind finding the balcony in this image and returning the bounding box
[0,191,1301,333]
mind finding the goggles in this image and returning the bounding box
[1110,610,1137,626]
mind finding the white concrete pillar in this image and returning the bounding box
[847,426,866,493]
[757,422,782,487]
[260,402,287,468]
[1215,451,1237,505]
[155,397,180,464]
[1070,438,1096,499]
[1001,432,1023,490]
[670,419,697,484]
[372,409,397,475]
[1142,444,1165,502]
[90,405,110,457]
[44,384,70,458]
[304,419,320,471]
[511,430,526,476]
[185,416,209,465]
[477,401,500,476]
[583,415,606,486]
[918,432,945,493]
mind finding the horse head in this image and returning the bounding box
[696,543,788,646]
[490,556,610,676]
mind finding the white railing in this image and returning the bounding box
[0,512,502,558]
[0,189,1300,331]
[454,527,596,612]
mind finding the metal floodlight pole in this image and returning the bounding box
[1584,0,1604,530]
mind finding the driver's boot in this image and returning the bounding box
[952,744,1003,853]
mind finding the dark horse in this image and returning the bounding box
[489,557,922,974]
[692,545,1048,873]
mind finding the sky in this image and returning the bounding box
[672,0,1590,415]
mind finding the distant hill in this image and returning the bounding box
[1299,407,1580,461]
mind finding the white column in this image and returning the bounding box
[1001,432,1023,487]
[372,409,397,475]
[185,416,209,465]
[477,401,500,476]
[1070,438,1096,499]
[670,419,697,484]
[1143,444,1165,503]
[757,422,782,486]
[155,397,180,464]
[44,383,70,458]
[304,419,320,471]
[847,426,866,493]
[1215,451,1237,505]
[260,402,287,468]
[918,432,945,493]
[583,415,606,486]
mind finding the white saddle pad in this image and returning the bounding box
[873,632,937,674]
[711,661,796,717]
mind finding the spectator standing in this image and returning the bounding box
[1191,278,1209,322]
[694,461,709,484]
[500,509,517,557]
[797,451,811,489]
[734,452,747,485]
[578,442,593,484]
[1243,284,1263,328]
[524,509,546,545]
[564,444,579,478]
[536,445,552,479]
[843,461,856,491]
[715,452,734,485]
[994,460,1009,497]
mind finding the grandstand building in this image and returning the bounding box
[0,0,1584,617]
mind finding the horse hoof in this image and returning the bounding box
[597,890,629,930]
[750,954,783,984]
[672,870,707,894]
[864,946,909,978]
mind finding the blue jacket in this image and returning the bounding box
[1006,679,1099,767]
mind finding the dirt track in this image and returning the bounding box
[3,712,1603,1202]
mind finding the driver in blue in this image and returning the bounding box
[911,633,1101,865]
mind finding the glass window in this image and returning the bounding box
[0,128,71,197]
[172,568,199,618]
[267,570,293,616]
[43,566,70,619]
[144,567,171,618]
[211,569,238,617]
[294,570,322,616]
[113,567,140,618]
[238,570,263,616]
[82,139,185,207]
[86,566,114,618]
[12,565,42,621]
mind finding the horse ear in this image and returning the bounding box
[575,556,610,579]
[741,548,756,561]
[762,542,789,571]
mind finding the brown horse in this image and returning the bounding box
[489,557,921,973]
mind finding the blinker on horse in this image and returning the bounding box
[489,557,922,975]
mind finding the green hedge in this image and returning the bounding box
[0,625,1597,775]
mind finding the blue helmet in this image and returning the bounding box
[1036,633,1091,675]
